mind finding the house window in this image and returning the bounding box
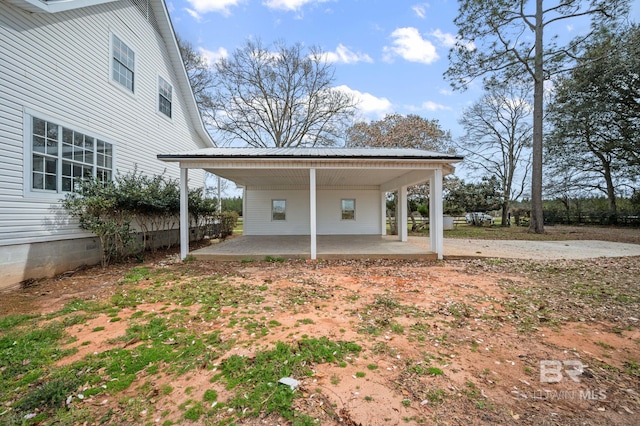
[31,116,114,193]
[272,200,286,221]
[112,34,135,92]
[158,76,172,118]
[341,199,355,220]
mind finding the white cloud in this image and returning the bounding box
[322,44,373,64]
[335,85,392,119]
[263,0,330,11]
[383,27,438,64]
[430,29,457,48]
[199,46,229,66]
[430,29,475,51]
[412,3,429,18]
[185,8,202,21]
[439,88,453,96]
[185,0,243,16]
[421,101,451,111]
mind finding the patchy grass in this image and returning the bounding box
[0,254,638,425]
[465,257,640,330]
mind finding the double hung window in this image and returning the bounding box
[112,34,135,92]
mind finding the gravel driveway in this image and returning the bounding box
[443,238,640,260]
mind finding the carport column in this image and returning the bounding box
[380,192,387,235]
[179,167,189,260]
[399,185,408,242]
[429,168,444,259]
[309,168,317,259]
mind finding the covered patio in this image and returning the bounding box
[157,147,463,261]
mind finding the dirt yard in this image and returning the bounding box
[1,227,639,425]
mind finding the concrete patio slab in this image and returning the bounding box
[190,235,640,262]
[190,235,437,261]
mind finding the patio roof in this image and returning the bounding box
[157,147,463,160]
[157,147,463,188]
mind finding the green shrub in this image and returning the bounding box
[61,171,233,266]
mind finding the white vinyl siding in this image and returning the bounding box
[245,190,309,235]
[0,0,209,247]
[244,189,380,235]
[317,190,379,234]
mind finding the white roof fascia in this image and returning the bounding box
[7,0,119,13]
[150,0,215,148]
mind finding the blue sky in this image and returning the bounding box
[167,0,640,141]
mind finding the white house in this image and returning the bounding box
[158,147,463,260]
[0,0,214,288]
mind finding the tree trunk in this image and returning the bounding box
[529,0,545,234]
[501,201,510,227]
[603,162,618,225]
[560,197,571,224]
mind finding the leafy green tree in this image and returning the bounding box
[458,84,532,226]
[582,25,640,169]
[212,39,357,147]
[221,197,243,216]
[444,176,503,218]
[445,0,630,233]
[545,25,640,224]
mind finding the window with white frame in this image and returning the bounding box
[112,34,135,92]
[31,116,114,193]
[158,76,172,118]
[341,199,355,220]
[272,200,286,221]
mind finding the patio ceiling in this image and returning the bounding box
[203,167,430,188]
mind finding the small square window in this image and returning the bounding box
[272,200,286,221]
[341,199,355,220]
[158,76,173,118]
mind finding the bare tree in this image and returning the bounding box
[212,39,357,147]
[176,35,216,124]
[445,0,630,233]
[458,85,532,226]
[346,113,453,152]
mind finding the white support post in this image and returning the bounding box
[399,186,408,242]
[179,167,189,260]
[381,192,387,236]
[309,168,317,259]
[429,169,444,259]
